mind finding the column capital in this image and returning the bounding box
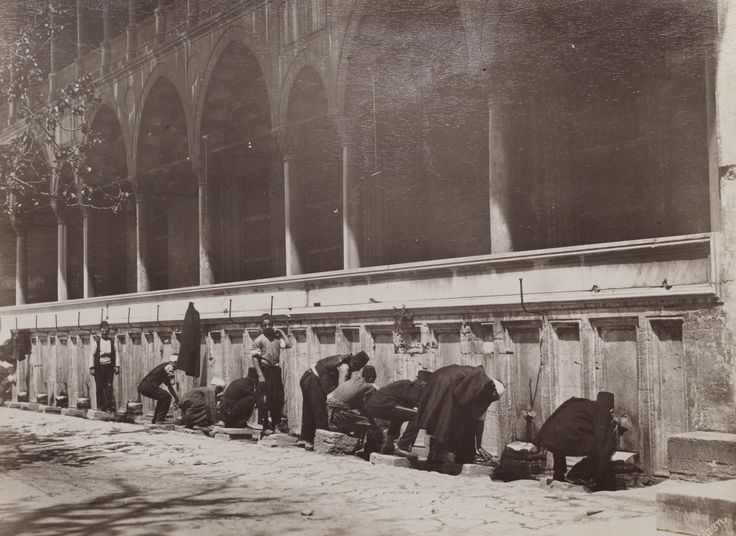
[275,128,301,160]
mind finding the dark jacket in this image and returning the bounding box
[93,336,116,368]
[365,379,424,413]
[179,386,217,427]
[139,362,176,393]
[221,378,257,407]
[416,365,498,463]
[177,302,201,377]
[534,397,616,457]
[313,354,352,394]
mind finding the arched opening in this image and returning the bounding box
[85,105,131,296]
[285,67,342,273]
[344,0,489,265]
[200,42,284,282]
[490,0,711,250]
[137,77,196,291]
[18,146,56,304]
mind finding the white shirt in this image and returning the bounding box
[89,338,113,367]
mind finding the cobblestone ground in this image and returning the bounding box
[0,408,683,536]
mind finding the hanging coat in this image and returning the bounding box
[14,331,31,362]
[178,302,201,377]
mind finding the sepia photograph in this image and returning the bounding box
[0,0,734,534]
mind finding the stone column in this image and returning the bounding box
[712,0,736,428]
[283,155,302,276]
[82,209,94,298]
[187,0,199,29]
[48,4,57,96]
[488,94,512,253]
[154,0,166,47]
[197,137,214,285]
[101,0,111,73]
[57,215,68,301]
[126,0,137,62]
[11,219,27,305]
[135,181,150,292]
[336,117,361,269]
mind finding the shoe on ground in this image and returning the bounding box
[262,429,274,437]
[304,442,314,452]
[296,440,306,448]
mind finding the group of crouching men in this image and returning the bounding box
[129,314,623,491]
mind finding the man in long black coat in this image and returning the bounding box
[417,365,504,465]
[534,391,617,490]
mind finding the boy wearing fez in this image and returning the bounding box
[89,321,119,413]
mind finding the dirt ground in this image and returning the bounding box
[0,407,685,536]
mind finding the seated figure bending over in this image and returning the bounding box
[417,365,504,465]
[364,370,432,458]
[534,391,618,491]
[219,368,259,428]
[178,378,226,429]
[299,351,370,450]
[327,365,377,436]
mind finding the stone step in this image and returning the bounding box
[61,408,88,418]
[21,403,39,412]
[314,429,360,455]
[144,423,175,431]
[211,426,259,441]
[174,425,210,436]
[656,479,736,536]
[669,432,736,481]
[461,463,495,477]
[370,453,412,468]
[42,406,62,414]
[258,432,299,447]
[87,410,115,421]
[6,402,21,409]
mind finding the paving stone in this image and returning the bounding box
[144,423,175,431]
[174,425,209,436]
[656,479,736,536]
[669,432,736,481]
[61,408,88,418]
[35,394,48,405]
[23,403,39,412]
[76,398,91,410]
[258,432,298,447]
[42,406,62,414]
[7,402,21,409]
[370,453,411,467]
[211,426,259,441]
[461,464,495,477]
[314,429,360,455]
[126,402,143,414]
[87,410,114,421]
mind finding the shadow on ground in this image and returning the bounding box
[0,477,298,536]
[0,430,107,470]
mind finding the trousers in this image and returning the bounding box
[94,364,115,412]
[139,382,172,423]
[257,365,284,430]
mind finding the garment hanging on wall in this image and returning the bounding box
[177,302,201,377]
[14,331,31,362]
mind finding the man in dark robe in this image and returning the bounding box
[299,351,370,450]
[534,391,617,490]
[417,364,504,465]
[364,370,432,457]
[219,369,259,428]
[178,378,225,429]
[138,355,180,424]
